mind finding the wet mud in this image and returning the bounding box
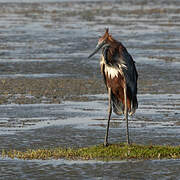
[0,0,180,179]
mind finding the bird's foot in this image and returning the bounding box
[126,140,131,145]
[104,142,109,147]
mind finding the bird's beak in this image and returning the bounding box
[88,42,105,59]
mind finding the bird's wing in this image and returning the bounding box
[116,47,138,96]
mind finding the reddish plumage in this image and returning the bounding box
[88,28,138,145]
[100,29,138,115]
[106,74,131,112]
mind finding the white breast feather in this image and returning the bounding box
[105,66,119,78]
[100,55,124,79]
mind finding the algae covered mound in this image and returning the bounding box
[2,143,180,161]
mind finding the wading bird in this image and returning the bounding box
[88,28,138,146]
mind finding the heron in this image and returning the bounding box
[88,28,138,146]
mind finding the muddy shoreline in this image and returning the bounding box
[0,59,179,104]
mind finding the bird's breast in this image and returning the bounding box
[100,55,124,79]
[104,65,120,79]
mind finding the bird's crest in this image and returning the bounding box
[98,28,115,44]
[104,28,109,36]
[98,28,109,44]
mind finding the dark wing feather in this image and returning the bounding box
[117,47,138,97]
[118,46,138,112]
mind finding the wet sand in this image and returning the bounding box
[0,0,180,179]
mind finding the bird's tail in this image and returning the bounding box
[129,95,138,115]
[111,93,138,116]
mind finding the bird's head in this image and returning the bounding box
[88,28,111,58]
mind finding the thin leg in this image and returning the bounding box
[124,83,130,145]
[104,87,112,146]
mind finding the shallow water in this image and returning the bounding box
[1,158,180,180]
[0,0,180,179]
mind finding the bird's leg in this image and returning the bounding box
[104,87,112,147]
[124,83,130,145]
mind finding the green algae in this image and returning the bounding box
[2,143,180,161]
